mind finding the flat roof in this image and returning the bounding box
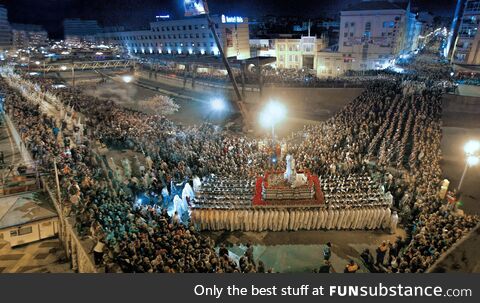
[343,1,408,12]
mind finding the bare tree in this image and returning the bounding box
[139,95,180,115]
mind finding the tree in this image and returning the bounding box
[139,95,180,116]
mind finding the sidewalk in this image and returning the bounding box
[0,115,23,178]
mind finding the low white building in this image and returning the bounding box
[274,36,326,70]
[0,193,58,247]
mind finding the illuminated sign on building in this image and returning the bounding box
[221,15,244,23]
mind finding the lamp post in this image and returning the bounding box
[260,101,286,164]
[122,75,133,83]
[71,65,75,89]
[210,98,225,112]
[458,140,480,192]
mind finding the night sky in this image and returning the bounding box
[0,0,457,38]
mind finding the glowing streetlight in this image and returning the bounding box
[259,101,287,164]
[259,101,287,130]
[60,65,67,71]
[210,98,225,111]
[122,75,133,83]
[464,140,480,155]
[35,61,41,65]
[458,141,480,192]
[467,155,479,167]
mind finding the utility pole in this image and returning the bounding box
[203,0,249,122]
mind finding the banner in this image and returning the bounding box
[0,274,478,303]
[184,0,207,16]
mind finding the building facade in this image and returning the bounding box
[64,18,102,43]
[451,0,480,64]
[0,5,12,52]
[11,23,48,49]
[274,36,325,70]
[339,1,420,70]
[96,15,250,59]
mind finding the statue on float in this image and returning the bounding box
[284,154,296,184]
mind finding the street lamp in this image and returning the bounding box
[260,101,287,164]
[458,140,480,192]
[464,140,480,155]
[210,98,225,111]
[60,65,68,71]
[122,75,133,83]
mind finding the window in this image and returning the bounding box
[13,226,33,236]
[383,21,395,28]
[177,26,181,30]
[202,33,206,38]
[210,42,214,47]
[279,44,285,51]
[350,22,355,27]
[345,22,349,28]
[161,27,165,31]
[183,25,186,30]
[189,25,192,30]
[195,25,198,30]
[344,32,348,37]
[365,22,371,31]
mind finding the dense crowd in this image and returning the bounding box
[141,61,393,88]
[0,75,263,273]
[0,38,478,273]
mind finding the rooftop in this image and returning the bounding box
[0,192,57,229]
[343,1,408,12]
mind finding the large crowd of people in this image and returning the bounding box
[141,61,394,88]
[0,37,478,273]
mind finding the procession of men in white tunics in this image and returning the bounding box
[190,155,399,233]
[191,205,397,233]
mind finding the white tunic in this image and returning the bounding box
[320,209,327,229]
[390,213,399,233]
[312,210,319,230]
[253,210,259,231]
[337,209,345,229]
[326,208,334,229]
[382,208,392,229]
[289,210,295,230]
